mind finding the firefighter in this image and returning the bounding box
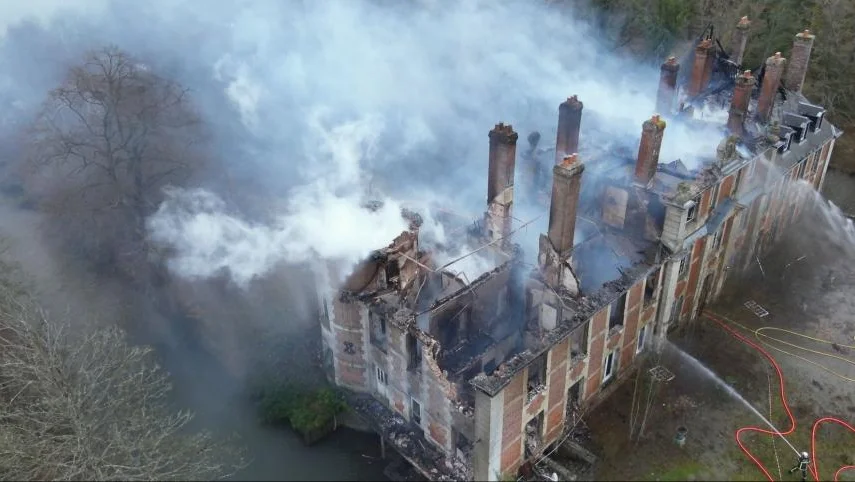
[788,451,810,481]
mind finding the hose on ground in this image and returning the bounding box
[702,311,855,482]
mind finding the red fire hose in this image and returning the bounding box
[703,312,855,482]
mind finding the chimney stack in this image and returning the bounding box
[555,96,583,164]
[731,17,751,66]
[634,115,667,185]
[689,39,715,97]
[757,52,786,122]
[547,154,585,256]
[485,123,518,243]
[727,70,756,136]
[784,29,816,93]
[656,57,680,115]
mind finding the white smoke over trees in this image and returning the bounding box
[1,0,733,287]
[22,46,207,283]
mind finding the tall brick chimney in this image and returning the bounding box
[689,39,715,97]
[555,96,583,164]
[634,115,667,185]
[656,57,680,115]
[547,154,584,255]
[485,123,518,243]
[727,70,756,135]
[757,52,786,122]
[731,16,751,66]
[784,29,816,93]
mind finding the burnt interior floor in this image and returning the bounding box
[581,203,855,481]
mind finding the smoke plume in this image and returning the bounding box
[0,0,733,286]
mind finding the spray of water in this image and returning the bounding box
[793,180,855,253]
[666,341,800,456]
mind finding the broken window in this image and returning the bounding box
[524,411,544,459]
[407,332,422,371]
[636,324,648,354]
[644,268,660,304]
[526,353,547,399]
[711,229,723,251]
[708,185,719,213]
[411,398,422,426]
[385,259,400,288]
[686,198,699,223]
[376,366,387,385]
[678,253,690,279]
[369,311,387,351]
[602,350,618,384]
[569,323,589,359]
[608,293,626,330]
[454,430,473,461]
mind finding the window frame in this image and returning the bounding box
[411,398,422,426]
[678,253,690,279]
[376,366,387,385]
[636,324,648,354]
[602,351,617,383]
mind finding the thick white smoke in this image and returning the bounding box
[2,0,735,286]
[148,113,410,286]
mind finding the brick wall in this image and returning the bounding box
[500,375,524,473]
[683,238,705,318]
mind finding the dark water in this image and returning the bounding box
[157,318,388,482]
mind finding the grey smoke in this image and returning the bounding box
[1,0,731,286]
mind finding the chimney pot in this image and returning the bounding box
[486,123,518,243]
[727,70,756,135]
[635,114,667,185]
[657,56,681,114]
[757,52,787,122]
[689,39,715,97]
[555,96,584,164]
[547,155,585,256]
[785,28,816,93]
[561,153,579,167]
[732,17,752,66]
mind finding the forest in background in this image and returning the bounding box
[571,0,855,171]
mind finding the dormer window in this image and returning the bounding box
[686,199,699,223]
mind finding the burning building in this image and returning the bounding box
[313,23,841,481]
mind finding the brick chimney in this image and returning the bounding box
[727,70,756,135]
[757,52,786,122]
[635,115,667,185]
[784,29,816,93]
[689,39,715,97]
[555,96,583,164]
[547,154,585,256]
[485,123,518,243]
[656,57,680,115]
[731,16,751,66]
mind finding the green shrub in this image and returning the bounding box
[257,384,348,434]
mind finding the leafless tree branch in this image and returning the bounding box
[0,257,244,481]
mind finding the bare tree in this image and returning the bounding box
[0,259,243,481]
[24,46,207,282]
